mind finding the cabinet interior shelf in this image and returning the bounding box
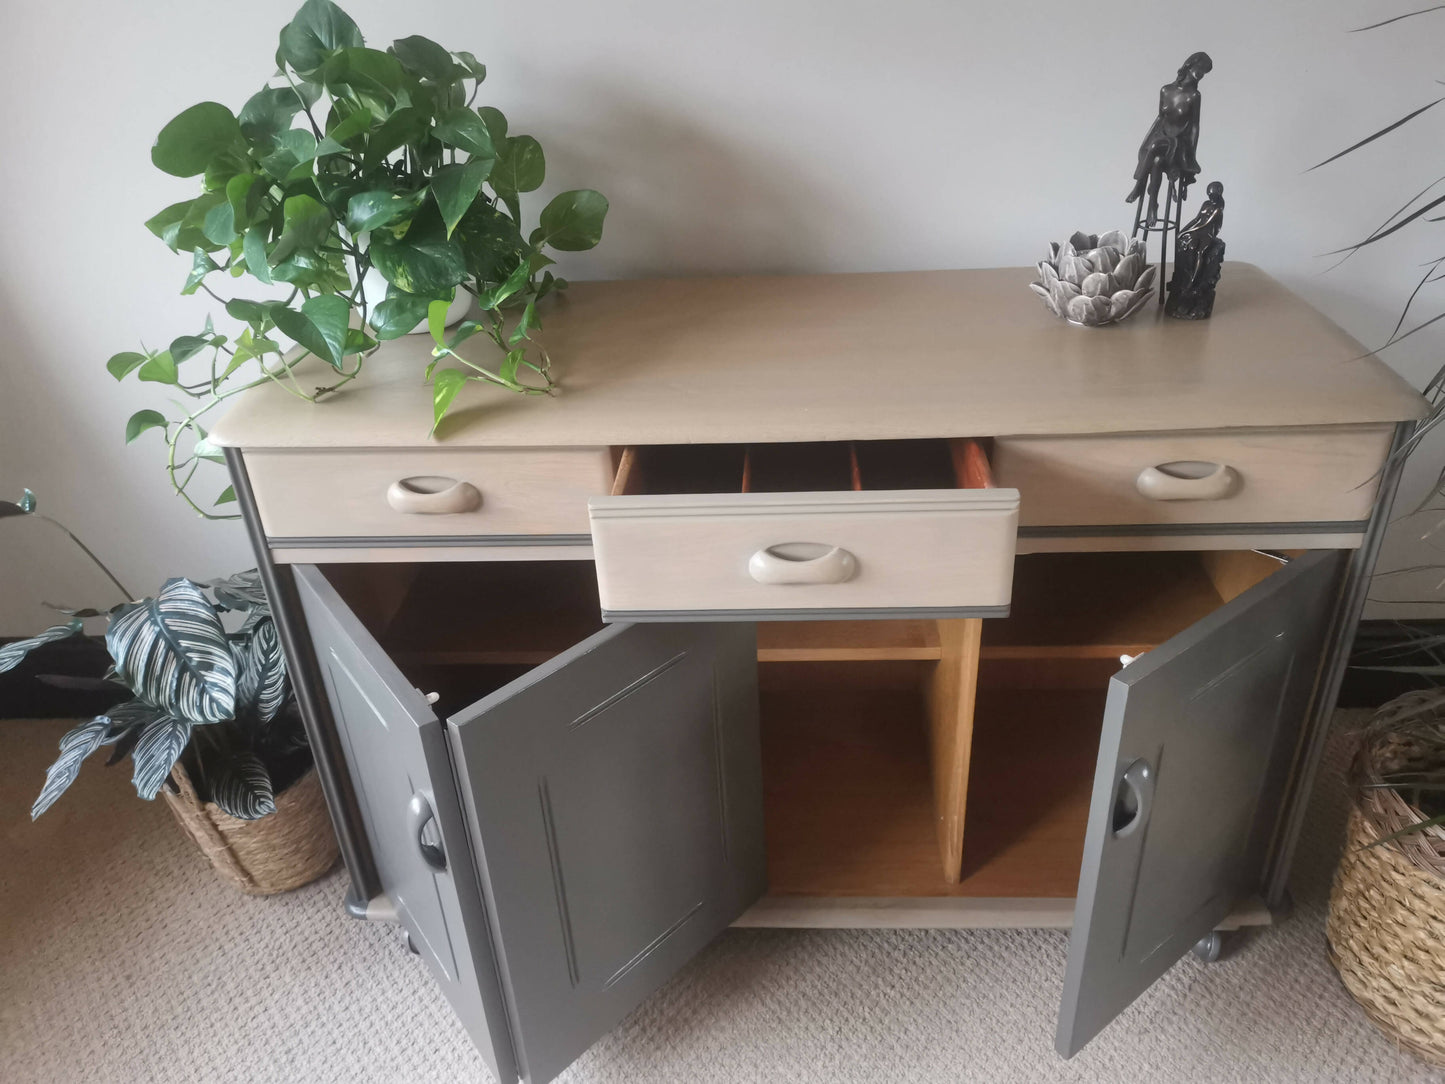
[321,548,1283,904]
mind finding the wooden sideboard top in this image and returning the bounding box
[210,263,1426,449]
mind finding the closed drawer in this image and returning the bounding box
[588,440,1019,619]
[245,447,614,542]
[991,427,1393,528]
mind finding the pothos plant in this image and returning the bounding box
[2,491,301,820]
[112,0,608,519]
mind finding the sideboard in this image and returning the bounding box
[212,264,1427,1083]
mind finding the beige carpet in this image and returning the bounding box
[1,711,1441,1084]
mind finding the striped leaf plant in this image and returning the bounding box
[3,492,304,821]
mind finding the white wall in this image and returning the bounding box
[1,0,1440,630]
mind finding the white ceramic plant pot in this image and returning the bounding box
[360,265,473,334]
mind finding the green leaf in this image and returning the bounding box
[215,485,237,506]
[391,35,462,82]
[182,249,220,295]
[369,292,431,339]
[369,233,467,296]
[478,256,530,310]
[225,298,268,327]
[365,106,428,166]
[477,105,507,143]
[319,103,374,151]
[145,196,225,254]
[500,349,523,384]
[432,107,495,159]
[0,620,83,675]
[507,300,539,347]
[192,435,226,463]
[108,578,237,724]
[137,351,178,385]
[107,351,148,381]
[533,189,609,252]
[427,298,451,345]
[125,409,168,443]
[238,84,316,146]
[31,714,114,818]
[276,0,364,75]
[491,135,545,196]
[430,159,491,237]
[344,327,378,355]
[430,368,468,435]
[242,228,272,284]
[269,193,332,263]
[130,714,194,801]
[345,187,423,233]
[169,334,213,364]
[270,294,351,370]
[151,102,245,178]
[201,198,238,246]
[455,51,487,82]
[453,199,525,283]
[259,128,319,181]
[319,47,404,102]
[445,319,485,350]
[207,745,277,820]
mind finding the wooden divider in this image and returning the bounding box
[926,618,983,883]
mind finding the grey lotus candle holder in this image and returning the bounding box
[1031,230,1158,327]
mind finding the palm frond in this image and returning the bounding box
[1307,97,1445,173]
[1352,5,1445,31]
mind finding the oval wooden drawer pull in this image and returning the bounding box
[386,476,482,515]
[1135,462,1236,502]
[748,544,858,585]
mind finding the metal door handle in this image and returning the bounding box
[748,544,858,585]
[1135,462,1236,501]
[1111,758,1154,838]
[407,792,447,871]
[386,476,482,515]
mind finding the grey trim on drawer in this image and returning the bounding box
[1016,520,1369,539]
[267,533,594,549]
[601,605,1013,623]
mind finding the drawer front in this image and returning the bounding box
[991,427,1393,528]
[245,447,614,542]
[589,489,1019,618]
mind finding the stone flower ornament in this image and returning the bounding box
[1031,230,1158,326]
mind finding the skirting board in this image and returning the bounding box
[732,895,1274,931]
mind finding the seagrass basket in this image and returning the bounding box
[162,760,339,895]
[1326,690,1445,1066]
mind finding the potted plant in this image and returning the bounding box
[1310,5,1445,1063]
[2,491,335,895]
[109,0,608,519]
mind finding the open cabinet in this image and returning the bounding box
[290,524,1344,1080]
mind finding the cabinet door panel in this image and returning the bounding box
[1056,550,1345,1057]
[448,621,764,1084]
[293,565,518,1084]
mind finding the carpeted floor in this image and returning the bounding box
[1,711,1441,1084]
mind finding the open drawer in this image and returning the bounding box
[588,439,1019,620]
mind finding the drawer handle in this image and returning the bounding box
[748,544,858,585]
[386,476,482,515]
[1111,759,1154,838]
[1135,462,1236,501]
[408,792,447,872]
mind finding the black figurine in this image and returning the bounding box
[1126,52,1213,223]
[1166,181,1225,319]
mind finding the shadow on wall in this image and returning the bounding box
[515,74,858,279]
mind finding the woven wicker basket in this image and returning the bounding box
[162,760,339,896]
[1327,690,1445,1066]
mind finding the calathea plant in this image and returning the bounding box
[111,0,607,519]
[2,492,301,820]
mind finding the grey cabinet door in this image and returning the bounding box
[1055,550,1345,1058]
[447,620,765,1084]
[293,565,518,1084]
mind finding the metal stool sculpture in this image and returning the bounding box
[1126,52,1213,303]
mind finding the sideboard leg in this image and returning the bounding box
[225,447,382,905]
[1260,421,1412,908]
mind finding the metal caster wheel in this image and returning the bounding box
[1191,931,1224,963]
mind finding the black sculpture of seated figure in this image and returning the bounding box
[1166,181,1225,319]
